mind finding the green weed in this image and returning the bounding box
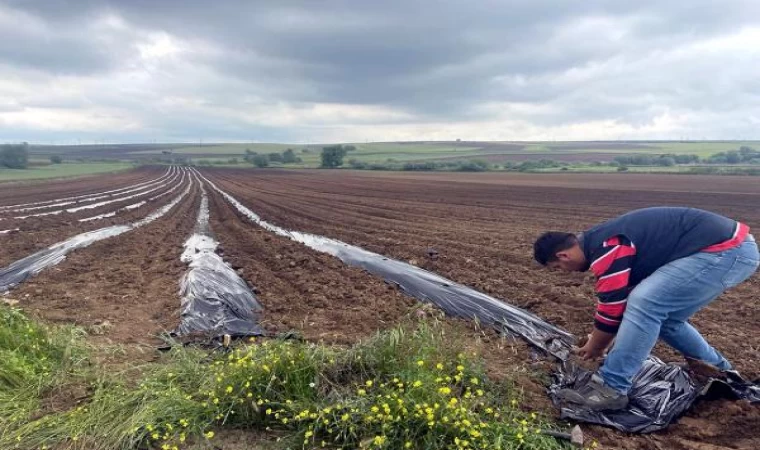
[0,306,575,450]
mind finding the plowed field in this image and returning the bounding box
[2,167,758,449]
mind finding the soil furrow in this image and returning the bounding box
[205,185,417,344]
[0,172,190,266]
[0,166,163,206]
[6,176,201,346]
[201,168,760,450]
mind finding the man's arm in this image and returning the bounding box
[575,235,636,359]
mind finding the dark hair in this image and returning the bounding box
[533,232,577,265]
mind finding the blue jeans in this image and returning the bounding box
[599,235,760,394]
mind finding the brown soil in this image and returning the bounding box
[7,176,201,347]
[0,166,162,205]
[207,187,417,344]
[0,169,188,266]
[199,168,760,450]
[4,166,759,449]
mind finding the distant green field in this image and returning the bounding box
[168,141,758,162]
[166,142,480,159]
[171,142,484,167]
[31,141,760,170]
[0,162,134,182]
[141,143,306,155]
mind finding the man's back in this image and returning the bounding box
[582,207,741,285]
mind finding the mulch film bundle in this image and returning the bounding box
[174,183,263,339]
[203,170,760,433]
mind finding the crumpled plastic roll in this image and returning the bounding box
[173,185,263,339]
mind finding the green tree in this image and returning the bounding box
[243,150,258,163]
[320,145,347,168]
[726,151,741,164]
[282,148,299,163]
[252,154,269,168]
[50,154,63,164]
[660,157,676,167]
[0,143,29,169]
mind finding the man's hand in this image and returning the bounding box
[573,329,616,361]
[573,340,606,360]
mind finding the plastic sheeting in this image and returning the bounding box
[200,169,760,433]
[0,170,192,293]
[78,170,188,222]
[199,172,573,356]
[174,183,263,339]
[79,200,146,222]
[0,167,173,211]
[4,167,175,213]
[550,357,760,433]
[11,168,182,219]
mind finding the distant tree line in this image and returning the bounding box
[0,143,29,169]
[198,144,760,175]
[347,158,493,172]
[614,154,696,166]
[704,146,760,164]
[613,147,760,166]
[244,148,303,168]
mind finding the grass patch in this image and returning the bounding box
[0,306,88,432]
[1,306,572,449]
[0,162,134,182]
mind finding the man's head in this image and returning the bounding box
[533,232,588,272]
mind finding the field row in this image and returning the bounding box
[2,167,759,449]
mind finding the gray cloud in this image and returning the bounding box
[1,0,760,142]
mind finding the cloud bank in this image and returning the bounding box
[1,0,759,143]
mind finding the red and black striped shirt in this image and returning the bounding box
[589,235,636,333]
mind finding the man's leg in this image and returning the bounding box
[659,236,759,369]
[659,320,731,370]
[597,279,669,394]
[602,264,730,393]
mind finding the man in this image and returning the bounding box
[534,207,759,410]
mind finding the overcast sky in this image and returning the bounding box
[1,0,759,144]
